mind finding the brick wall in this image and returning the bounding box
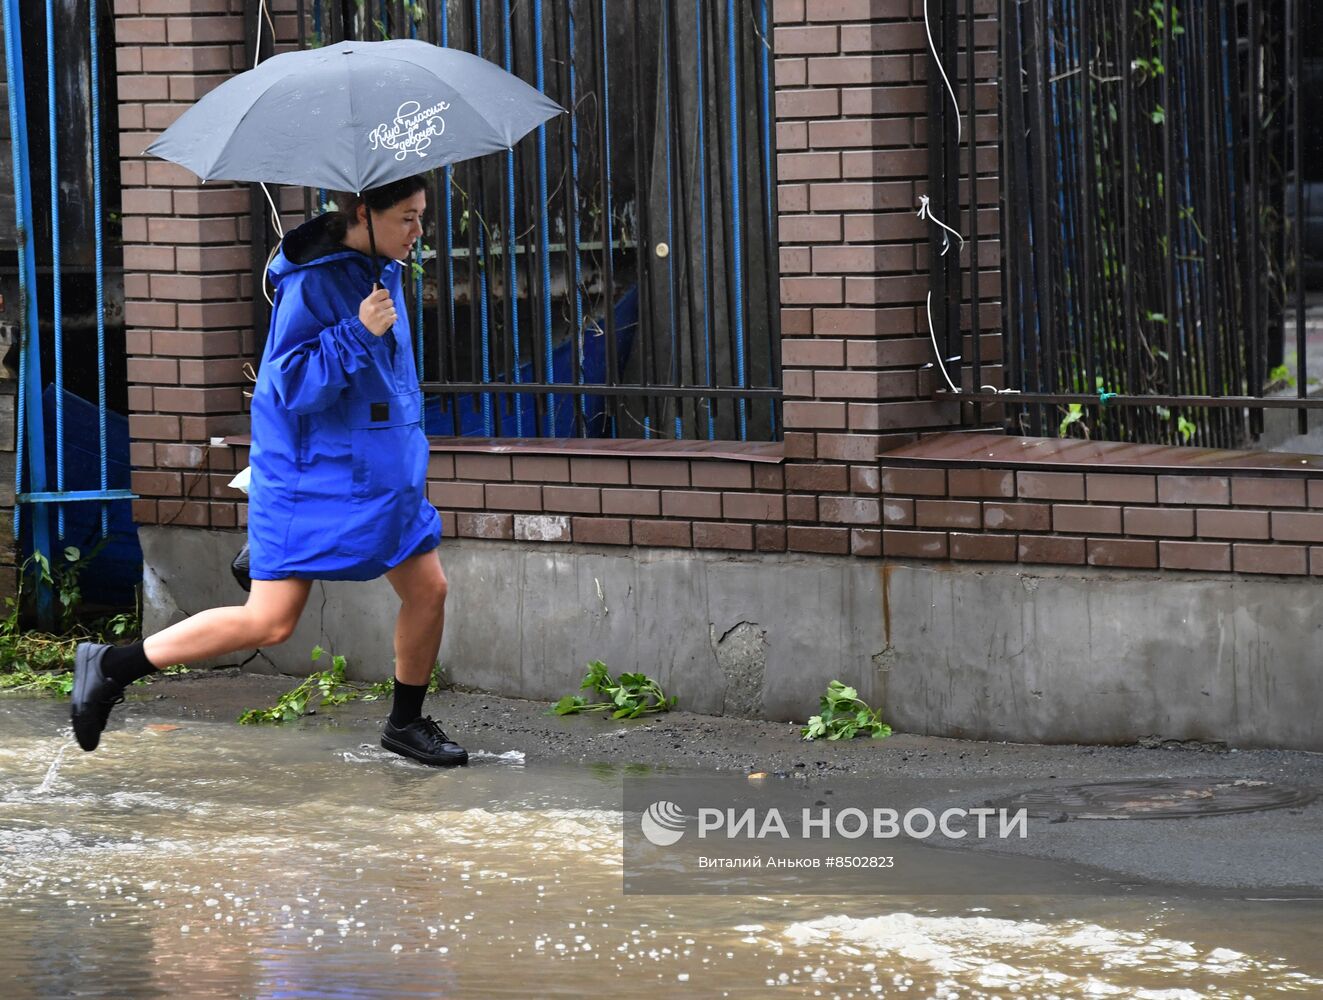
[769,0,1002,553]
[421,444,788,552]
[116,0,258,532]
[117,2,1322,580]
[116,0,998,559]
[880,434,1323,576]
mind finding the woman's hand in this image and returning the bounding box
[358,288,397,336]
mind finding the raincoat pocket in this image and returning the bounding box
[345,390,425,501]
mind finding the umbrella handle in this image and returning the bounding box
[363,201,383,287]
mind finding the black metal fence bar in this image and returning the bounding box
[252,0,782,443]
[960,0,1308,445]
[937,391,1323,411]
[1290,0,1306,434]
[432,382,782,400]
[965,0,982,420]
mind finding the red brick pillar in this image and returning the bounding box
[772,0,1000,557]
[116,0,294,531]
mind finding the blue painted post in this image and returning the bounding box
[596,0,613,437]
[756,0,776,439]
[662,5,681,440]
[441,4,457,373]
[45,0,66,535]
[502,0,523,435]
[724,0,748,439]
[3,0,54,625]
[566,4,586,427]
[757,0,773,238]
[695,0,714,440]
[534,0,555,436]
[414,243,424,385]
[91,0,109,537]
[314,0,325,209]
[473,0,493,436]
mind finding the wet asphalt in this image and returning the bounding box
[57,665,1323,897]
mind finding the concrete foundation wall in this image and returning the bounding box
[140,525,1323,751]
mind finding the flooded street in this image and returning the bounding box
[2,698,1322,998]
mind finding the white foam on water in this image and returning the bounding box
[777,913,1323,994]
[340,744,525,766]
[2,785,198,813]
[468,749,525,763]
[405,806,622,864]
[34,740,75,794]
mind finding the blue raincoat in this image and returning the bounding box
[246,214,441,581]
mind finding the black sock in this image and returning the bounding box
[389,678,429,728]
[100,640,160,687]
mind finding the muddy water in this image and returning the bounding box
[1,700,1321,999]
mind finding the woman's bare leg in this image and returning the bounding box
[383,547,448,686]
[141,578,314,667]
[377,547,465,764]
[72,578,315,752]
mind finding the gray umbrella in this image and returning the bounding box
[146,38,564,192]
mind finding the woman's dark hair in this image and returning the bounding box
[325,174,428,240]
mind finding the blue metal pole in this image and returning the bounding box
[3,0,53,625]
[45,0,66,534]
[502,0,523,435]
[662,5,681,440]
[413,243,424,384]
[725,0,748,439]
[441,5,456,361]
[695,0,714,440]
[757,0,773,240]
[90,0,108,538]
[567,3,586,426]
[756,0,776,439]
[534,0,555,436]
[597,0,613,437]
[473,0,492,435]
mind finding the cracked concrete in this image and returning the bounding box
[710,621,767,718]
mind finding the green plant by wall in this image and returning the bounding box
[23,544,107,633]
[552,660,677,719]
[0,554,147,696]
[801,681,892,741]
[236,647,440,724]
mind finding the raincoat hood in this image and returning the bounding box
[268,213,402,286]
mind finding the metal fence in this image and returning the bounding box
[931,0,1315,448]
[249,0,782,443]
[3,0,134,626]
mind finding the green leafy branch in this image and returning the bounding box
[0,555,146,697]
[236,646,401,724]
[552,660,677,719]
[801,681,892,742]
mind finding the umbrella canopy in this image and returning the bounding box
[145,38,564,193]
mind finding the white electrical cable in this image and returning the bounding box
[260,182,285,239]
[254,0,277,71]
[923,0,963,145]
[925,291,960,394]
[917,194,965,256]
[918,4,1018,401]
[254,0,284,305]
[924,292,1019,397]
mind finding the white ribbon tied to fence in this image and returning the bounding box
[916,195,965,257]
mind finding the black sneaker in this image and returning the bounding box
[71,642,126,752]
[380,716,469,766]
